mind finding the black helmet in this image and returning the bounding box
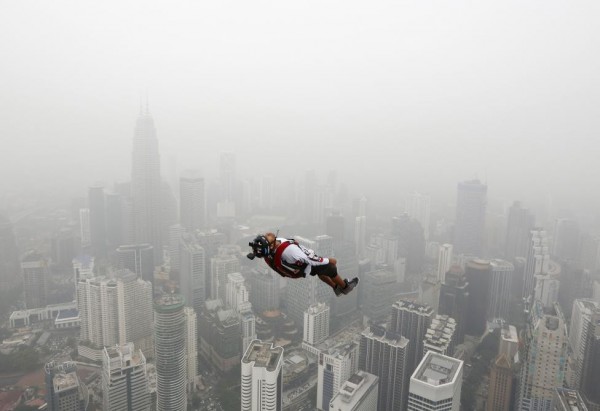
[247,235,270,260]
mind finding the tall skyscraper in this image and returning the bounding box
[102,343,150,411]
[553,218,580,262]
[328,371,379,411]
[486,353,513,411]
[359,325,410,411]
[454,179,487,256]
[89,184,107,258]
[517,301,568,410]
[115,244,155,290]
[131,108,163,264]
[407,351,463,411]
[317,341,359,410]
[304,303,330,347]
[105,192,124,251]
[22,251,48,309]
[184,307,198,392]
[361,269,398,323]
[465,259,491,336]
[154,293,187,411]
[523,229,550,301]
[167,223,185,272]
[180,170,205,232]
[198,299,241,373]
[248,269,280,314]
[389,300,434,373]
[211,250,240,301]
[45,361,86,411]
[580,308,600,411]
[354,216,367,257]
[505,201,535,261]
[534,260,561,310]
[488,259,514,323]
[114,270,154,351]
[566,300,600,395]
[180,234,206,314]
[0,214,20,291]
[406,192,431,240]
[241,340,284,411]
[437,243,453,283]
[439,265,469,344]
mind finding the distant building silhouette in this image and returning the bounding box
[180,170,205,232]
[454,180,487,257]
[22,251,48,309]
[504,201,535,261]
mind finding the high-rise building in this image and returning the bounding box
[566,300,600,395]
[406,192,431,240]
[114,270,154,351]
[505,201,535,262]
[391,214,426,274]
[105,192,123,251]
[154,293,187,411]
[102,343,150,411]
[167,223,185,273]
[437,244,453,283]
[240,307,257,355]
[553,388,589,411]
[0,215,20,291]
[553,218,580,262]
[89,185,107,258]
[72,255,94,287]
[115,244,155,290]
[488,259,514,323]
[359,325,410,411]
[211,250,240,302]
[248,269,280,314]
[180,234,206,313]
[196,230,227,294]
[454,180,487,257]
[198,299,241,373]
[328,371,379,411]
[407,351,463,411]
[225,272,248,311]
[22,251,48,309]
[79,208,91,248]
[423,315,457,357]
[241,340,284,411]
[464,259,491,336]
[131,108,163,264]
[523,229,550,302]
[486,353,513,411]
[180,170,205,232]
[361,269,398,323]
[51,228,78,269]
[286,274,331,330]
[499,325,519,362]
[45,361,86,411]
[389,300,434,373]
[534,260,561,310]
[354,216,367,257]
[580,308,600,411]
[317,341,359,410]
[439,266,469,344]
[517,302,568,410]
[304,303,330,347]
[184,307,198,392]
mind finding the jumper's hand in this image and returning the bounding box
[329,257,337,265]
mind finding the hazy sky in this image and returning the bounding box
[1,1,599,210]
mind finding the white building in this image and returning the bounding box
[184,307,198,392]
[408,351,463,411]
[317,341,359,410]
[226,272,249,311]
[241,340,284,411]
[534,260,561,309]
[328,370,379,411]
[523,229,550,301]
[72,255,94,285]
[566,299,600,390]
[437,244,453,283]
[102,343,150,411]
[500,324,519,363]
[304,303,330,346]
[211,251,240,301]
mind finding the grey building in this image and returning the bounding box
[180,234,206,314]
[115,244,155,290]
[0,214,19,291]
[22,251,48,309]
[89,184,107,258]
[439,265,469,344]
[102,343,150,411]
[361,269,397,323]
[45,362,86,411]
[504,201,535,262]
[180,170,205,232]
[389,300,434,373]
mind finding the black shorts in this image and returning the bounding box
[310,263,338,278]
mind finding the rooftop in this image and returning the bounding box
[53,372,80,392]
[242,340,284,372]
[412,352,462,386]
[554,388,589,411]
[392,300,434,315]
[154,293,185,311]
[330,371,379,407]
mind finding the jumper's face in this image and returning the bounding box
[265,233,277,251]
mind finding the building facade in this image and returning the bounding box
[241,340,284,411]
[102,343,150,411]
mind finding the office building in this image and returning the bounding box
[488,259,514,323]
[168,223,185,272]
[359,325,410,411]
[454,179,487,256]
[154,293,187,411]
[317,341,359,410]
[114,270,154,351]
[180,170,205,232]
[465,259,491,336]
[389,300,434,373]
[211,250,240,301]
[199,299,241,372]
[439,265,469,344]
[184,307,198,392]
[131,108,163,264]
[328,371,379,411]
[72,255,94,285]
[102,343,150,411]
[408,351,463,411]
[45,361,86,411]
[553,218,580,262]
[248,268,280,314]
[304,303,330,346]
[534,260,561,310]
[437,243,453,283]
[361,269,398,323]
[286,273,331,330]
[0,215,19,291]
[505,201,535,261]
[423,315,457,357]
[517,302,568,410]
[241,340,284,411]
[79,208,91,248]
[486,353,513,411]
[180,234,206,313]
[115,244,155,289]
[500,325,519,362]
[22,251,48,309]
[105,192,124,251]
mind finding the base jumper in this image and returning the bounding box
[247,232,359,296]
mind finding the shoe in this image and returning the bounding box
[334,284,344,297]
[341,277,359,295]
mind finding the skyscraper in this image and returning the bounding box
[464,259,491,336]
[553,388,589,411]
[248,269,280,314]
[89,184,107,258]
[406,191,431,240]
[22,251,48,309]
[359,325,410,411]
[328,371,379,411]
[566,299,600,395]
[198,299,241,373]
[114,270,154,352]
[580,308,600,411]
[115,244,155,290]
[210,249,240,301]
[486,353,513,411]
[0,214,19,291]
[180,234,206,313]
[131,108,163,264]
[488,259,514,323]
[180,170,205,232]
[317,341,359,410]
[407,351,463,411]
[105,192,123,252]
[505,201,535,261]
[154,293,187,411]
[79,208,91,248]
[439,265,469,344]
[45,361,86,411]
[437,243,453,283]
[389,300,434,373]
[304,303,330,347]
[523,229,550,301]
[454,180,487,257]
[553,218,580,262]
[241,340,284,411]
[361,269,398,323]
[102,343,150,411]
[184,307,198,392]
[517,301,568,410]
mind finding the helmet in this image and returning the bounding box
[247,235,271,260]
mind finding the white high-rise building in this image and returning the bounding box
[317,341,359,410]
[79,208,91,247]
[240,308,257,355]
[102,343,150,411]
[211,252,240,301]
[184,307,198,392]
[488,259,514,323]
[523,229,550,301]
[408,351,463,411]
[77,276,119,348]
[115,270,154,352]
[303,303,330,346]
[328,371,379,411]
[534,260,561,309]
[437,244,453,283]
[72,255,94,284]
[406,192,431,240]
[241,340,284,411]
[500,325,519,363]
[566,299,600,390]
[180,234,206,313]
[226,272,249,311]
[354,216,367,257]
